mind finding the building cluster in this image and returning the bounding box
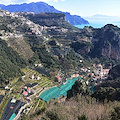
[22,83,38,97]
[30,74,41,80]
[92,64,110,79]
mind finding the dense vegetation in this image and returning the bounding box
[21,94,120,120]
[0,38,27,87]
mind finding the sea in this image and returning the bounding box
[75,21,120,29]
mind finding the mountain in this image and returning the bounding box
[0,2,89,25]
[0,10,88,86]
[0,9,120,120]
[70,24,120,61]
[90,24,120,60]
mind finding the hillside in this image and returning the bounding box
[70,24,120,63]
[0,10,120,120]
[92,64,120,101]
[0,38,27,87]
[0,10,89,85]
[0,2,89,25]
[0,10,120,85]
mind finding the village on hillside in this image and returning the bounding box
[0,9,111,120]
[0,61,110,120]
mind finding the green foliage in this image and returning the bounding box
[67,80,88,98]
[111,106,120,120]
[46,110,62,120]
[0,96,10,118]
[70,41,93,55]
[78,114,88,120]
[0,38,27,87]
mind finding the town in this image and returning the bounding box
[0,61,110,120]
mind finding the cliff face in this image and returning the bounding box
[89,24,120,60]
[108,64,120,79]
[23,12,65,27]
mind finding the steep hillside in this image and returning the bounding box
[23,12,66,27]
[0,10,87,80]
[90,24,120,60]
[0,10,34,59]
[108,64,120,80]
[70,24,120,62]
[0,2,89,25]
[0,38,27,87]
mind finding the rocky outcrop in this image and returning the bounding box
[89,24,120,60]
[23,12,65,27]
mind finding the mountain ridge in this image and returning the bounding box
[0,2,89,25]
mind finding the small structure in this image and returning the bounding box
[22,91,28,96]
[10,106,14,109]
[75,74,79,77]
[11,99,16,103]
[79,60,83,63]
[5,86,9,90]
[56,76,61,83]
[30,74,35,80]
[37,76,40,80]
[27,87,31,93]
[103,69,110,75]
[23,86,27,89]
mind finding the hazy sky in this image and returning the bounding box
[1,0,120,17]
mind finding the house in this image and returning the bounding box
[34,64,38,67]
[27,87,31,93]
[31,82,38,88]
[75,74,79,77]
[22,91,28,96]
[56,76,62,83]
[30,74,34,79]
[102,69,110,75]
[37,76,40,80]
[38,64,42,67]
[11,99,16,103]
[71,74,76,78]
[10,106,14,109]
[79,60,83,63]
[23,86,27,89]
[5,86,9,90]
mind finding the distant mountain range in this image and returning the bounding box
[0,2,89,25]
[85,14,120,23]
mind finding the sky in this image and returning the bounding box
[1,0,120,17]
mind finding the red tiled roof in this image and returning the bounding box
[27,87,31,90]
[10,106,14,109]
[56,76,61,79]
[22,91,28,95]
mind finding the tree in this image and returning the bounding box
[78,114,88,120]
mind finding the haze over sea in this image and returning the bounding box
[75,15,120,28]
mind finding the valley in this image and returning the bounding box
[0,7,119,120]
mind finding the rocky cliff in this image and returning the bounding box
[23,12,65,27]
[90,24,120,60]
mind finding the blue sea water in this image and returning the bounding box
[75,22,120,29]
